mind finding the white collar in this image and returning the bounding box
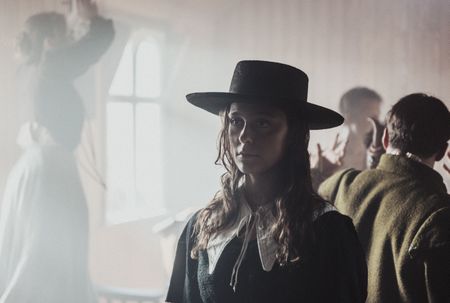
[16,122,56,149]
[206,193,337,290]
[387,150,426,165]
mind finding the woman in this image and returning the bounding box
[0,1,114,301]
[166,60,367,303]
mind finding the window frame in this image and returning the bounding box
[105,28,167,225]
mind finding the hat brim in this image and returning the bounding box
[186,92,344,130]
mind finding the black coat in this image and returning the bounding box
[166,211,367,303]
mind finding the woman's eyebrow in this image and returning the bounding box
[228,110,276,117]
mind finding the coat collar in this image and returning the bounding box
[206,192,337,276]
[16,122,56,149]
[377,154,446,193]
[206,195,275,275]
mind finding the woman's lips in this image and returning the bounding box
[237,152,259,158]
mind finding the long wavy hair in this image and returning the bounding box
[191,102,326,264]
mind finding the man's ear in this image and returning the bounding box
[382,128,389,150]
[435,142,448,162]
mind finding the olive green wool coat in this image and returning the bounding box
[319,154,450,303]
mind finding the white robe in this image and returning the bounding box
[0,124,94,303]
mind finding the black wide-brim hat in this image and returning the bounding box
[187,60,343,130]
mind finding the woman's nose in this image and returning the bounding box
[239,125,254,144]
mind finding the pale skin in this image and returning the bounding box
[310,133,347,178]
[74,0,98,20]
[64,0,98,20]
[228,102,289,211]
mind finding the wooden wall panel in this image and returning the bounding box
[208,0,449,110]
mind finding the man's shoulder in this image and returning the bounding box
[318,168,362,201]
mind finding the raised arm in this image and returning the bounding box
[310,133,348,190]
[365,117,385,169]
[42,0,115,80]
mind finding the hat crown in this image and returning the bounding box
[229,60,309,102]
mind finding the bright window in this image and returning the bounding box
[106,32,164,224]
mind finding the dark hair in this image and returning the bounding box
[191,102,325,264]
[34,79,85,150]
[17,12,66,65]
[386,93,450,158]
[339,87,382,117]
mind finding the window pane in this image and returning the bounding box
[109,43,134,96]
[106,102,135,223]
[136,39,161,98]
[135,103,163,212]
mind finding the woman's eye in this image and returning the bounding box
[229,117,243,126]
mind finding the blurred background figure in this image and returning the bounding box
[310,87,383,188]
[337,87,383,170]
[0,0,114,302]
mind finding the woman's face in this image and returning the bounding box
[228,102,289,175]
